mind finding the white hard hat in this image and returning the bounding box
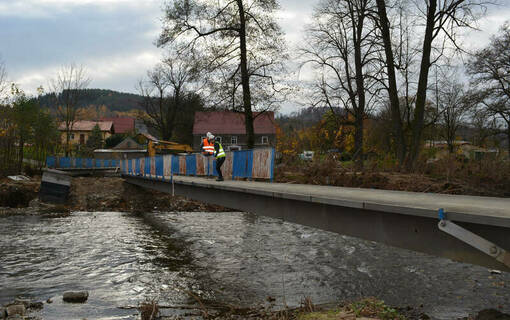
[207,132,214,140]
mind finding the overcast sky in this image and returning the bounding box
[1,0,509,113]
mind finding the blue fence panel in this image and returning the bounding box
[212,159,218,176]
[232,150,253,179]
[75,158,83,168]
[135,158,140,175]
[144,157,151,176]
[128,159,132,174]
[155,156,164,177]
[46,156,56,168]
[59,157,71,168]
[171,156,179,174]
[112,159,119,167]
[185,155,196,176]
[94,159,101,168]
[85,158,93,168]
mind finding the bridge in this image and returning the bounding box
[46,151,510,272]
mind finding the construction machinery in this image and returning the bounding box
[147,139,193,157]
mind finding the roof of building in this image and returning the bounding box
[99,117,135,134]
[193,111,276,135]
[59,121,114,132]
[113,137,143,150]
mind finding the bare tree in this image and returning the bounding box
[435,71,472,153]
[375,0,484,170]
[158,0,288,148]
[138,55,202,141]
[49,64,90,156]
[467,23,510,155]
[301,0,382,169]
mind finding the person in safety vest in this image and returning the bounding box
[209,134,226,181]
[200,132,215,156]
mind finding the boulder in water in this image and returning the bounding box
[63,291,89,303]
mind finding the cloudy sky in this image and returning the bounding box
[1,0,509,113]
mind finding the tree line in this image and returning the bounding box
[152,0,510,171]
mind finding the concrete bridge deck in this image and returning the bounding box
[123,174,510,271]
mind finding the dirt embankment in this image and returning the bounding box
[69,177,229,213]
[275,160,510,198]
[0,178,39,208]
[0,176,230,215]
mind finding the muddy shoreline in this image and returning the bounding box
[0,176,230,216]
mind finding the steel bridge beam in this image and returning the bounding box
[123,175,510,272]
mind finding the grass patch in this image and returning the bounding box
[297,298,405,320]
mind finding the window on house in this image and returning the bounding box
[70,134,75,139]
[231,136,238,145]
[261,136,269,144]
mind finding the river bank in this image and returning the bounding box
[0,176,229,216]
[1,176,509,320]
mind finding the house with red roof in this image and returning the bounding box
[99,117,135,134]
[192,111,276,151]
[58,120,114,146]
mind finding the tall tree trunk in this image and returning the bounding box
[507,125,510,157]
[236,0,255,149]
[406,0,437,170]
[375,0,406,166]
[354,26,365,170]
[354,114,364,171]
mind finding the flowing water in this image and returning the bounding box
[1,211,509,319]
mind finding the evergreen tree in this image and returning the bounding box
[86,124,103,150]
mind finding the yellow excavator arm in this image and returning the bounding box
[147,140,193,157]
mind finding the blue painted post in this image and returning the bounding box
[186,155,196,176]
[135,158,140,175]
[156,156,164,179]
[46,156,56,168]
[270,148,275,182]
[144,157,151,177]
[171,156,179,175]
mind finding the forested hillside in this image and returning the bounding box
[38,89,144,112]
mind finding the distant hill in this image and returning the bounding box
[38,89,144,112]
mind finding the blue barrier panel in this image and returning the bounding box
[135,158,140,175]
[270,149,275,182]
[232,150,253,179]
[155,156,164,177]
[86,158,93,168]
[212,159,218,176]
[128,159,132,173]
[75,158,82,168]
[94,159,101,168]
[171,156,179,174]
[112,159,119,167]
[185,155,196,176]
[105,159,112,167]
[46,156,56,168]
[144,157,151,176]
[60,157,71,168]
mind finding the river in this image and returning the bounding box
[0,211,509,319]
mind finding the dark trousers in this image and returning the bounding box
[216,157,225,178]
